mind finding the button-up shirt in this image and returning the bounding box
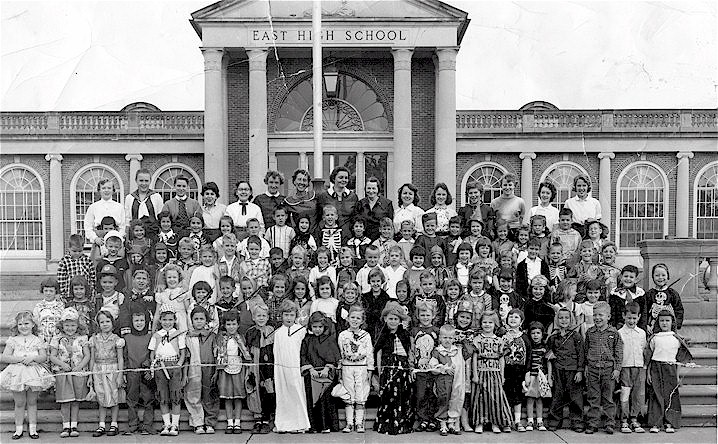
[393,204,425,234]
[563,195,602,225]
[84,199,126,242]
[585,325,623,372]
[525,256,542,281]
[225,201,264,232]
[618,324,647,368]
[202,202,227,229]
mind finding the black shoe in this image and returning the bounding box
[605,425,614,435]
[12,432,23,440]
[573,426,585,433]
[585,427,596,434]
[259,423,271,434]
[29,433,39,440]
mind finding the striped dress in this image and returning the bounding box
[470,333,513,427]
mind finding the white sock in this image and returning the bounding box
[63,422,71,429]
[99,421,106,429]
[528,417,534,423]
[29,424,37,434]
[111,421,118,428]
[227,418,234,427]
[15,425,23,435]
[70,421,78,428]
[514,412,521,423]
[171,414,180,426]
[162,413,170,426]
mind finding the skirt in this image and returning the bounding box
[525,369,552,398]
[218,367,247,399]
[374,354,415,435]
[504,364,525,406]
[93,363,120,407]
[0,363,54,393]
[55,374,89,403]
[647,361,682,428]
[470,370,512,427]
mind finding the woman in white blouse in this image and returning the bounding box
[393,183,424,235]
[424,183,458,236]
[530,181,560,231]
[225,180,264,240]
[563,174,602,236]
[84,178,125,245]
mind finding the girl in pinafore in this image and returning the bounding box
[33,277,65,346]
[89,310,125,437]
[470,309,513,434]
[0,311,54,440]
[373,301,414,435]
[49,308,90,438]
[149,303,186,436]
[153,264,191,333]
[217,308,252,434]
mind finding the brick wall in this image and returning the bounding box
[411,57,436,206]
[227,55,250,201]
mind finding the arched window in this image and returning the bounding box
[616,162,668,248]
[275,73,389,132]
[540,162,590,212]
[0,165,44,252]
[70,164,123,238]
[151,164,201,203]
[461,162,507,205]
[695,161,718,239]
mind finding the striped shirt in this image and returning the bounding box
[265,225,296,258]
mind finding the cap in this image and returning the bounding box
[457,299,473,315]
[128,244,145,256]
[430,245,444,257]
[154,242,167,251]
[158,303,176,315]
[99,264,118,277]
[103,230,123,242]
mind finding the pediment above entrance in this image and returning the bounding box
[192,0,469,48]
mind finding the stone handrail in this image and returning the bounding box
[1,111,204,135]
[456,109,717,133]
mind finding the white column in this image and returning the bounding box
[299,152,309,170]
[355,152,366,199]
[202,48,226,194]
[125,154,143,190]
[676,151,694,238]
[597,152,615,230]
[519,152,536,217]
[45,154,64,262]
[247,48,269,194]
[392,48,413,187]
[311,0,324,186]
[435,48,458,208]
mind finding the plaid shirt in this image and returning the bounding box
[584,325,623,372]
[57,254,96,301]
[240,257,271,288]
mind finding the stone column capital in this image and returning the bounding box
[201,48,224,71]
[677,151,694,160]
[246,49,268,72]
[436,47,457,71]
[392,48,414,70]
[519,152,536,160]
[598,152,615,160]
[125,154,143,162]
[45,153,63,162]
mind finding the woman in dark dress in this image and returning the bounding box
[285,169,319,231]
[300,312,341,432]
[353,177,394,241]
[316,166,358,239]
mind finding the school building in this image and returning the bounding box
[1,0,717,292]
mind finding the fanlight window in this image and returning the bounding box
[542,162,589,211]
[73,166,122,237]
[152,165,200,202]
[0,166,44,251]
[275,74,389,132]
[696,162,718,239]
[617,163,667,248]
[463,163,506,204]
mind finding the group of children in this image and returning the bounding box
[0,172,693,439]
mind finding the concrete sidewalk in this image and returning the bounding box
[9,428,718,443]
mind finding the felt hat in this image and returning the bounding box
[381,301,409,322]
[456,299,474,315]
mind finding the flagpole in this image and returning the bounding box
[312,0,324,191]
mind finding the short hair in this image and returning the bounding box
[368,267,386,283]
[469,267,487,282]
[192,280,213,298]
[475,237,492,254]
[579,239,595,251]
[379,217,393,229]
[495,219,509,230]
[269,273,289,290]
[315,246,330,260]
[174,175,189,185]
[397,183,421,206]
[593,301,610,313]
[652,263,670,280]
[342,282,359,297]
[95,310,116,329]
[439,324,456,336]
[135,168,152,180]
[269,247,283,257]
[347,305,365,319]
[572,174,592,193]
[292,168,311,184]
[366,176,382,193]
[517,224,530,234]
[290,275,309,293]
[339,246,355,259]
[322,204,337,216]
[222,308,239,324]
[40,277,60,293]
[500,173,517,184]
[219,275,236,287]
[159,263,184,285]
[415,300,436,316]
[96,177,115,193]
[246,218,260,227]
[530,275,549,289]
[601,241,617,252]
[507,307,525,323]
[68,234,84,248]
[190,305,209,320]
[409,245,426,259]
[624,301,641,315]
[465,180,484,196]
[419,269,435,282]
[430,182,453,206]
[158,211,172,222]
[278,299,299,315]
[621,265,639,276]
[443,278,462,293]
[537,181,557,202]
[586,278,604,291]
[235,180,253,195]
[449,216,462,227]
[68,275,90,296]
[201,181,220,198]
[238,275,256,292]
[199,244,216,256]
[273,205,287,216]
[364,244,380,255]
[528,321,545,333]
[264,170,285,185]
[559,207,574,218]
[222,233,238,244]
[400,219,415,230]
[479,309,500,329]
[388,245,404,258]
[316,275,335,294]
[246,235,262,248]
[528,237,542,248]
[456,242,473,255]
[178,237,194,249]
[291,245,307,258]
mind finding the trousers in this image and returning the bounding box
[126,372,155,431]
[586,366,616,428]
[547,368,584,428]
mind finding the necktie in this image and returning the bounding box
[177,199,189,228]
[240,202,247,216]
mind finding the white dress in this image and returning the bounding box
[273,323,310,432]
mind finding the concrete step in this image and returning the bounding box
[690,347,718,367]
[680,385,718,405]
[0,272,55,293]
[681,319,717,347]
[682,404,718,427]
[680,366,717,385]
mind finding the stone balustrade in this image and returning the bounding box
[456,109,717,134]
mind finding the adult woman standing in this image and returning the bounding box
[84,178,125,246]
[316,166,358,238]
[284,169,319,230]
[201,182,226,241]
[393,183,425,235]
[424,183,457,237]
[225,180,263,240]
[458,181,494,238]
[253,170,286,229]
[563,174,602,236]
[530,181,559,232]
[354,177,394,241]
